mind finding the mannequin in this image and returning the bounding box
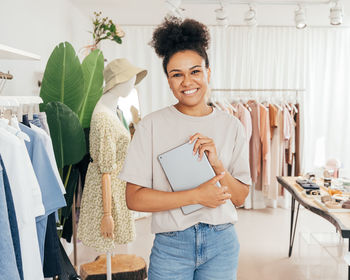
[77,58,147,280]
[93,76,136,241]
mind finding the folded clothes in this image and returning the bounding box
[296,179,320,190]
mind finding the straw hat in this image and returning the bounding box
[103,58,147,94]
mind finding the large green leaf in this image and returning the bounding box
[40,42,84,114]
[61,166,79,218]
[45,101,86,168]
[79,49,104,128]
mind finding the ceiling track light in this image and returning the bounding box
[330,0,343,26]
[215,1,229,27]
[245,5,257,27]
[215,7,228,26]
[295,4,307,29]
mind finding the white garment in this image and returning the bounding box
[0,128,44,280]
[30,123,66,194]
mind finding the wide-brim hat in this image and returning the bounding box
[103,58,147,94]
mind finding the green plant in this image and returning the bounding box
[92,11,125,46]
[40,41,104,229]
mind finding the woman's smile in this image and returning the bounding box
[182,88,199,95]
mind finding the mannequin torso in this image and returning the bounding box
[77,76,137,251]
[93,76,136,239]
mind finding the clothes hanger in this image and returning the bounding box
[0,99,30,142]
[242,96,252,112]
[211,100,221,110]
[272,96,283,111]
[223,99,237,113]
[258,95,269,112]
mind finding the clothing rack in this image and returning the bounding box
[210,88,305,104]
[211,89,305,92]
[211,87,303,209]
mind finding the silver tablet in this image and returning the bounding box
[158,141,221,215]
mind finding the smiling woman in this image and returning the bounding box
[118,17,251,280]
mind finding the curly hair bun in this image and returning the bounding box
[151,17,210,58]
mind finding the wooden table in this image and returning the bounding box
[277,176,350,279]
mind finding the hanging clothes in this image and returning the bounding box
[0,155,22,280]
[234,103,252,141]
[248,101,261,186]
[19,123,66,263]
[210,94,301,209]
[0,127,45,280]
[259,104,271,193]
[268,105,284,201]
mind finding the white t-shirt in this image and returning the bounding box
[0,128,44,280]
[119,105,251,234]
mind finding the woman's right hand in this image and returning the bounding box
[194,173,231,208]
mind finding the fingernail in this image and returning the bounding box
[221,171,225,175]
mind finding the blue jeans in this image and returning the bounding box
[148,223,239,280]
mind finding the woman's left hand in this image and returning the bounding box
[189,133,222,169]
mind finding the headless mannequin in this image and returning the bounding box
[92,76,136,280]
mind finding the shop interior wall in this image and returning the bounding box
[0,0,91,97]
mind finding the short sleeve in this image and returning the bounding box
[97,124,118,173]
[118,121,153,188]
[227,122,252,185]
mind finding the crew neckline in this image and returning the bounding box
[169,105,216,122]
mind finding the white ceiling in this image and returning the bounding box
[70,0,350,27]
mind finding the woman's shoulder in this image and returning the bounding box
[214,109,241,127]
[137,106,172,127]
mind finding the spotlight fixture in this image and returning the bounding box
[295,4,307,29]
[215,7,229,27]
[244,5,257,27]
[330,0,343,25]
[165,0,184,18]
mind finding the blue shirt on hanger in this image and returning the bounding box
[19,123,66,263]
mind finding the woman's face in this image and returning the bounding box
[166,50,211,110]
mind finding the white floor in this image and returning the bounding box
[71,207,348,279]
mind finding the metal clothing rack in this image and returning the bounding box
[210,88,305,105]
[210,88,303,210]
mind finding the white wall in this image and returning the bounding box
[0,0,91,97]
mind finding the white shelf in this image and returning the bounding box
[0,44,41,61]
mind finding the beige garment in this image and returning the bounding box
[119,106,251,234]
[269,104,278,139]
[259,104,271,190]
[234,103,252,141]
[269,108,284,200]
[248,101,261,186]
[77,112,135,253]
